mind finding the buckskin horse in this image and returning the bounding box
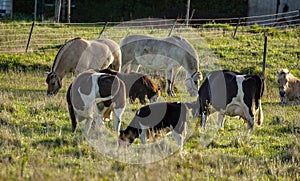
[46,37,121,97]
[120,34,202,97]
[66,69,126,134]
[277,69,300,104]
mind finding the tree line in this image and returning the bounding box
[12,0,247,22]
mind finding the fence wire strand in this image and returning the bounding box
[0,10,299,53]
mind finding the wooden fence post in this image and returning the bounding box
[98,21,108,38]
[168,19,177,37]
[232,17,241,39]
[67,0,71,23]
[262,32,268,80]
[55,0,62,23]
[26,21,35,53]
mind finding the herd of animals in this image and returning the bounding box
[45,35,300,149]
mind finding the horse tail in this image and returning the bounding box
[110,48,122,72]
[66,83,77,132]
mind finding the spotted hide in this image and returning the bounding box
[66,69,126,133]
[119,102,189,149]
[197,70,264,130]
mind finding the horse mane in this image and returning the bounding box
[51,37,82,72]
[141,75,159,93]
[167,36,199,70]
[278,68,289,75]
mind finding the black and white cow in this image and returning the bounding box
[197,70,264,130]
[66,69,126,134]
[119,102,190,149]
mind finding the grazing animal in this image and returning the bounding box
[66,69,126,133]
[119,102,190,149]
[197,70,264,130]
[277,69,300,104]
[98,68,160,104]
[46,37,121,97]
[120,34,201,97]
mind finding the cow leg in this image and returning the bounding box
[218,113,225,128]
[247,117,254,130]
[172,131,183,150]
[139,129,147,144]
[113,107,125,133]
[85,119,93,135]
[93,104,104,127]
[66,84,77,132]
[257,99,263,126]
[201,112,208,128]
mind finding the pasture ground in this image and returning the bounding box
[0,24,299,180]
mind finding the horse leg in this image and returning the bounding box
[131,62,140,72]
[166,67,175,96]
[170,66,181,95]
[138,94,146,105]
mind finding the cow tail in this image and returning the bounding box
[114,78,126,109]
[255,75,264,126]
[66,83,77,132]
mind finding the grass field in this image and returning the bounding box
[0,23,299,180]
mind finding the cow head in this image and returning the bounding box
[118,129,138,147]
[46,72,62,97]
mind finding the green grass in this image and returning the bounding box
[0,24,299,180]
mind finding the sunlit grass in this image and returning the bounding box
[0,25,299,180]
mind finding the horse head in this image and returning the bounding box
[277,69,290,103]
[142,75,161,103]
[46,72,62,97]
[185,71,202,97]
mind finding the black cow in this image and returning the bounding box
[197,70,264,130]
[119,102,191,149]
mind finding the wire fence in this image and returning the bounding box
[0,10,299,54]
